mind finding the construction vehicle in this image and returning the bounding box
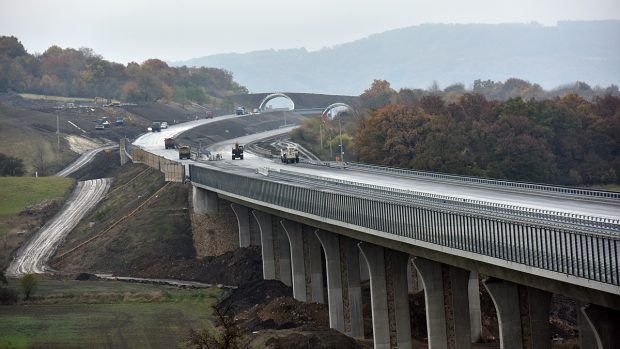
[151,122,161,132]
[179,145,191,160]
[232,142,244,160]
[280,146,299,164]
[164,138,176,149]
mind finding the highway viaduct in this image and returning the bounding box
[188,163,619,349]
[128,109,619,349]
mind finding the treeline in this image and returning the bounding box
[0,36,247,103]
[384,78,618,105]
[0,153,24,176]
[293,80,620,186]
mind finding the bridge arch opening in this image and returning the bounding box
[258,93,295,111]
[322,103,354,120]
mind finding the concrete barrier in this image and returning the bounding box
[132,148,185,182]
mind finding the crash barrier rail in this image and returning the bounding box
[269,169,620,234]
[190,164,620,287]
[123,137,134,161]
[300,160,620,201]
[132,148,185,182]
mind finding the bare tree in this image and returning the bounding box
[184,304,247,349]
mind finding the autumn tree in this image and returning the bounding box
[359,79,396,110]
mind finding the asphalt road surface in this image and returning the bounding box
[6,178,111,276]
[132,119,620,222]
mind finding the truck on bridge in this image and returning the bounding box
[232,142,244,160]
[281,146,299,164]
[164,138,175,149]
[178,145,191,160]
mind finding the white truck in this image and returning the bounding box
[280,146,299,164]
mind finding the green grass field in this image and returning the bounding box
[0,177,73,216]
[0,279,221,349]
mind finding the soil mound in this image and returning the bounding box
[247,328,365,349]
[134,246,264,286]
[251,296,329,331]
[219,279,292,314]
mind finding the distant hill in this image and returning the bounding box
[172,21,620,95]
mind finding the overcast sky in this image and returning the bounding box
[1,0,619,64]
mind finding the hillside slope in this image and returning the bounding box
[50,164,195,275]
[174,21,620,94]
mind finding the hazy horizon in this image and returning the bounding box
[1,0,619,64]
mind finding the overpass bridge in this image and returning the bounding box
[228,92,359,114]
[131,115,620,349]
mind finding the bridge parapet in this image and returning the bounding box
[302,160,620,202]
[189,164,620,298]
[133,148,185,182]
[272,168,620,233]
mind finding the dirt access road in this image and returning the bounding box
[56,144,118,177]
[6,178,111,276]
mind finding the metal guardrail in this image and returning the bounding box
[124,137,134,160]
[300,160,620,201]
[190,164,620,287]
[270,169,620,234]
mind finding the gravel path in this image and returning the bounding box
[56,145,118,177]
[6,178,111,276]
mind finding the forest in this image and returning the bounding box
[293,80,620,186]
[0,36,247,104]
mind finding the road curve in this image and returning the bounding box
[6,178,111,276]
[56,145,118,177]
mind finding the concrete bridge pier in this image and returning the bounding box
[414,258,472,349]
[276,221,292,287]
[358,243,412,349]
[388,249,413,349]
[579,303,620,349]
[315,230,345,332]
[192,186,218,214]
[231,203,250,248]
[468,271,482,343]
[343,237,364,338]
[358,242,390,349]
[309,230,324,303]
[483,278,552,349]
[483,278,522,349]
[252,210,275,280]
[281,220,306,302]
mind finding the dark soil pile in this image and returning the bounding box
[133,246,264,286]
[219,279,293,314]
[247,328,366,349]
[239,296,330,332]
